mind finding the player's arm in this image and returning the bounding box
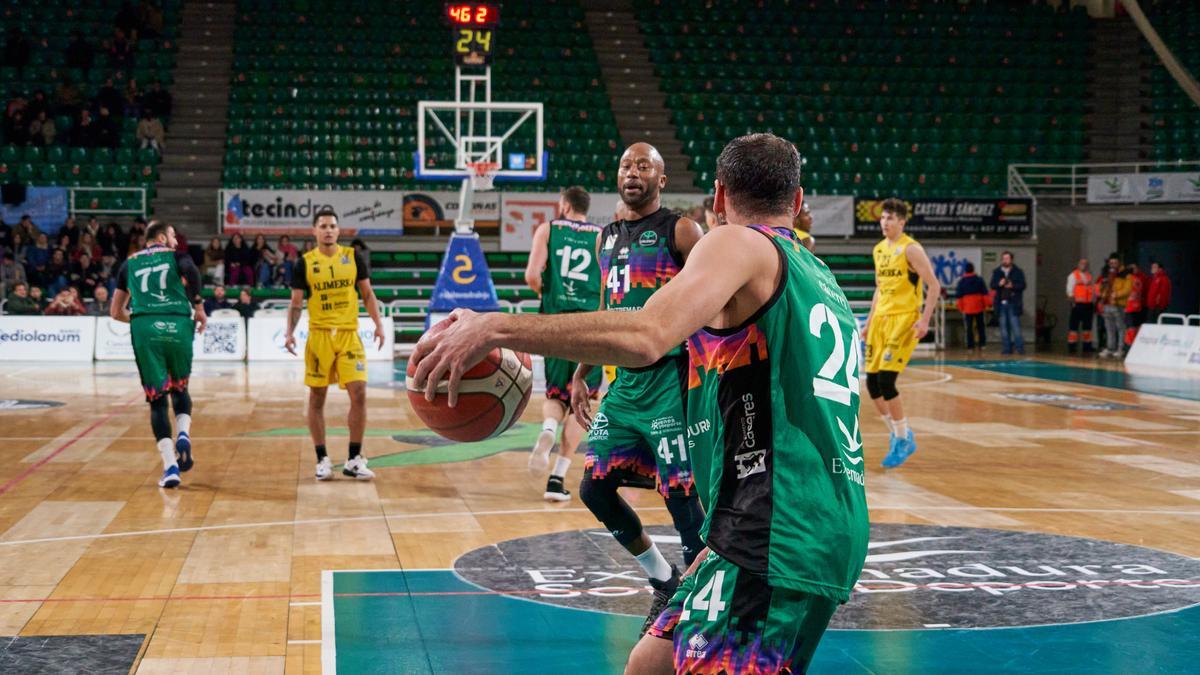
[523,222,549,295]
[864,286,880,339]
[674,217,705,261]
[905,243,941,339]
[110,260,131,323]
[412,225,774,405]
[356,256,386,351]
[177,255,207,334]
[284,259,307,355]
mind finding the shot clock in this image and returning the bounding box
[447,3,500,66]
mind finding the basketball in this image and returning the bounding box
[405,346,534,442]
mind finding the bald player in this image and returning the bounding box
[565,143,708,635]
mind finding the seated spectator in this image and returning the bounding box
[9,231,29,266]
[235,288,259,319]
[28,110,56,146]
[276,234,299,286]
[144,79,172,122]
[95,78,126,120]
[84,216,101,241]
[137,111,165,153]
[203,285,232,315]
[252,234,278,287]
[1,251,26,299]
[60,218,81,247]
[28,285,47,312]
[99,222,127,261]
[44,287,87,316]
[65,31,95,73]
[107,27,135,71]
[3,108,29,146]
[70,253,101,298]
[94,107,120,149]
[202,237,225,284]
[124,78,144,118]
[955,261,989,352]
[45,248,70,296]
[16,214,40,242]
[4,282,42,315]
[25,233,51,284]
[88,285,112,316]
[224,233,253,286]
[71,110,98,147]
[73,232,102,263]
[55,78,85,118]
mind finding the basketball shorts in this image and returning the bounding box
[582,355,693,498]
[131,315,194,401]
[305,327,367,389]
[543,357,601,407]
[649,550,838,675]
[865,312,920,374]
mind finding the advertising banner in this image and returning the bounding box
[247,315,394,361]
[1125,323,1200,372]
[854,198,1033,238]
[402,191,500,230]
[95,316,247,361]
[0,316,96,361]
[500,193,560,252]
[0,187,70,233]
[1086,173,1200,204]
[925,247,982,296]
[220,190,404,234]
[428,233,502,323]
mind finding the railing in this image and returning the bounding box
[1157,313,1200,326]
[69,187,147,216]
[1008,160,1200,206]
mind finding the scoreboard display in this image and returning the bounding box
[447,3,499,66]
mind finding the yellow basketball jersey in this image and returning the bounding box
[793,228,812,243]
[301,245,362,330]
[872,234,922,316]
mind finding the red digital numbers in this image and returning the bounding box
[447,3,498,26]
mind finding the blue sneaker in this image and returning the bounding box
[158,465,181,488]
[881,429,917,468]
[176,432,193,472]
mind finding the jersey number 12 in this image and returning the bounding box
[556,246,592,282]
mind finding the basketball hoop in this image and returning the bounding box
[465,161,499,191]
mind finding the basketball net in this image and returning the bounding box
[465,161,499,192]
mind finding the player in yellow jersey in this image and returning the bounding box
[793,200,816,252]
[864,198,940,468]
[285,208,386,481]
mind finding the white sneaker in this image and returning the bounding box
[342,456,375,480]
[528,430,554,472]
[1099,349,1112,358]
[315,457,333,481]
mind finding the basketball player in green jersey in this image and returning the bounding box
[111,221,207,489]
[523,186,603,501]
[412,133,868,672]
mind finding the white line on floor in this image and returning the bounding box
[288,640,322,645]
[290,601,321,607]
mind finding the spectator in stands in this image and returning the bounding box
[2,28,31,75]
[138,1,165,39]
[137,111,165,153]
[0,218,9,252]
[202,237,225,285]
[1096,253,1130,359]
[88,285,112,316]
[276,234,298,286]
[16,215,40,242]
[204,285,231,315]
[25,233,50,285]
[1147,262,1172,323]
[235,287,259,319]
[44,287,87,316]
[99,222,126,261]
[702,196,717,232]
[60,217,81,248]
[123,78,144,118]
[55,77,85,118]
[95,78,125,120]
[4,282,41,315]
[65,31,95,74]
[107,27,135,72]
[1123,262,1149,351]
[251,234,278,287]
[45,248,69,296]
[127,231,146,257]
[990,251,1027,355]
[955,261,988,353]
[28,110,56,146]
[70,253,101,299]
[792,201,816,253]
[224,233,253,286]
[3,108,29,146]
[84,217,101,241]
[1,251,25,300]
[1065,257,1095,355]
[144,79,172,122]
[94,107,120,149]
[8,232,28,267]
[73,232,102,263]
[71,110,98,147]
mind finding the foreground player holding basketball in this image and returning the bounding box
[523,186,603,501]
[864,198,940,468]
[286,208,386,481]
[413,134,869,673]
[111,221,207,488]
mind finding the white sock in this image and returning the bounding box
[552,456,571,478]
[893,417,909,438]
[635,545,673,583]
[541,418,559,436]
[157,438,176,470]
[881,414,894,435]
[176,414,191,436]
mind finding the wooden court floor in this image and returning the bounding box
[0,353,1197,673]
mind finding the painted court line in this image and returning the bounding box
[322,570,336,675]
[288,640,321,645]
[1099,455,1200,479]
[290,601,321,607]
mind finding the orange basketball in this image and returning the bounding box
[406,347,533,442]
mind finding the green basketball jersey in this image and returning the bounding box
[540,218,601,314]
[599,207,685,361]
[685,225,868,603]
[124,245,192,317]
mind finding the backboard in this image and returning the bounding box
[415,100,546,183]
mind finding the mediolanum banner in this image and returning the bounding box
[0,316,96,361]
[220,190,405,234]
[1086,173,1200,204]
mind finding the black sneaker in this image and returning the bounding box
[640,565,681,637]
[543,476,571,502]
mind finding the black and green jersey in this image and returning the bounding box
[540,218,601,314]
[116,245,201,317]
[598,207,685,362]
[686,225,868,603]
